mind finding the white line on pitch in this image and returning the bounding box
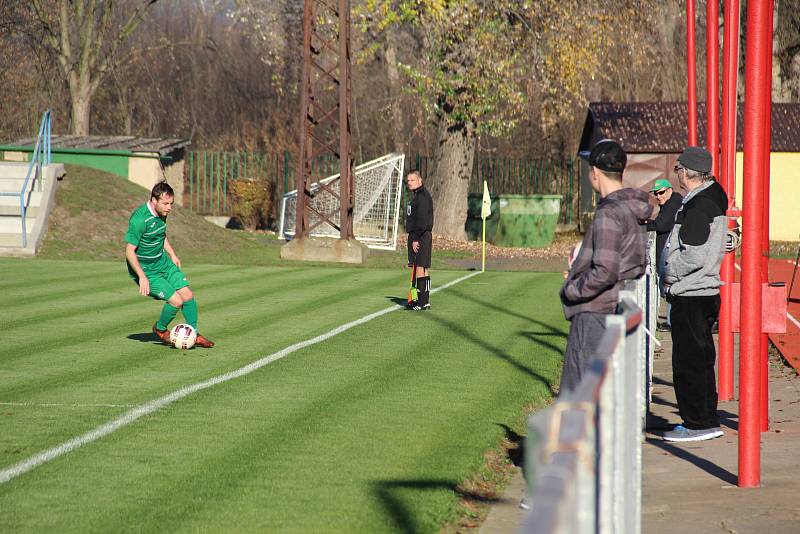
[0,271,481,485]
[0,402,133,409]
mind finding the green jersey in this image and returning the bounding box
[125,202,168,263]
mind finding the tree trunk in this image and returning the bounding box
[428,121,475,240]
[384,33,406,155]
[71,84,92,135]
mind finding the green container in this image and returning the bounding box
[466,194,561,248]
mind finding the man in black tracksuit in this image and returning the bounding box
[405,169,433,310]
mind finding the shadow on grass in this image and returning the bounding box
[445,286,568,338]
[497,423,526,468]
[418,311,558,397]
[127,332,163,344]
[385,296,409,307]
[645,437,737,485]
[372,478,500,533]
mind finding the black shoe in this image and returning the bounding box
[406,301,418,310]
[657,322,671,332]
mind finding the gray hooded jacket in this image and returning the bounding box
[663,180,728,297]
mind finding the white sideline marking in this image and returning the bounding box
[0,271,480,485]
[0,402,133,408]
[734,261,800,330]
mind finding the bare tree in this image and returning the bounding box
[22,0,160,135]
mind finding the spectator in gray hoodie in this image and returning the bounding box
[559,139,651,393]
[662,147,728,442]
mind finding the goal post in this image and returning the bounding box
[279,153,405,250]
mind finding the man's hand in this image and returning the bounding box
[170,253,182,268]
[412,240,420,253]
[138,276,150,296]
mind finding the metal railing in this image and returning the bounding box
[0,110,51,247]
[521,237,658,534]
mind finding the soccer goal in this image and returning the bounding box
[279,153,405,250]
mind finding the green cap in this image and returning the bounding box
[651,179,672,192]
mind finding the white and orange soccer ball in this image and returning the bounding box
[170,323,197,349]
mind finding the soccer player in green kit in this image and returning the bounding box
[125,182,214,348]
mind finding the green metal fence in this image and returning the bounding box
[186,150,577,224]
[185,151,286,215]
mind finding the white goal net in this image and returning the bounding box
[279,153,405,250]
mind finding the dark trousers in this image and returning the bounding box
[559,312,608,394]
[669,294,721,429]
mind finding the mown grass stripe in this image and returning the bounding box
[0,271,480,485]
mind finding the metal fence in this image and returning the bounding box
[521,237,659,534]
[186,150,577,224]
[185,151,289,215]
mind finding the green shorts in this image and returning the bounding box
[127,254,189,301]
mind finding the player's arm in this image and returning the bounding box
[125,244,150,296]
[164,237,181,268]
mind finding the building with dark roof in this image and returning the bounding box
[578,102,800,240]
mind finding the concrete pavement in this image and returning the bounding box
[480,324,800,533]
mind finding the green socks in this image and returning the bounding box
[182,298,199,330]
[156,303,180,331]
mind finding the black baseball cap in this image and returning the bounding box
[579,139,627,173]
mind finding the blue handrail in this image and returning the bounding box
[0,110,51,247]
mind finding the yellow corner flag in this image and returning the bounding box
[481,180,492,219]
[481,181,491,272]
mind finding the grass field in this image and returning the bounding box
[0,258,566,533]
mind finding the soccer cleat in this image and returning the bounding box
[194,334,215,348]
[406,301,418,310]
[152,324,172,345]
[423,303,430,310]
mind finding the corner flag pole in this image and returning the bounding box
[481,180,492,273]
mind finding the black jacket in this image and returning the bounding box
[406,186,433,241]
[647,191,683,267]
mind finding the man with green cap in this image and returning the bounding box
[647,177,683,331]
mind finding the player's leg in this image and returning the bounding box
[170,278,214,348]
[415,232,432,310]
[407,235,419,308]
[147,276,182,343]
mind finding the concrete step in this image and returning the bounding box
[0,232,31,248]
[0,191,42,208]
[0,205,40,217]
[0,215,37,233]
[0,162,36,180]
[0,176,44,192]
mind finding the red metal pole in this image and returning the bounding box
[687,0,698,145]
[740,0,772,489]
[760,0,774,432]
[718,0,740,402]
[707,0,720,178]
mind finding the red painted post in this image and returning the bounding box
[760,0,774,432]
[687,0,698,145]
[740,0,772,489]
[707,0,720,178]
[718,0,740,402]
